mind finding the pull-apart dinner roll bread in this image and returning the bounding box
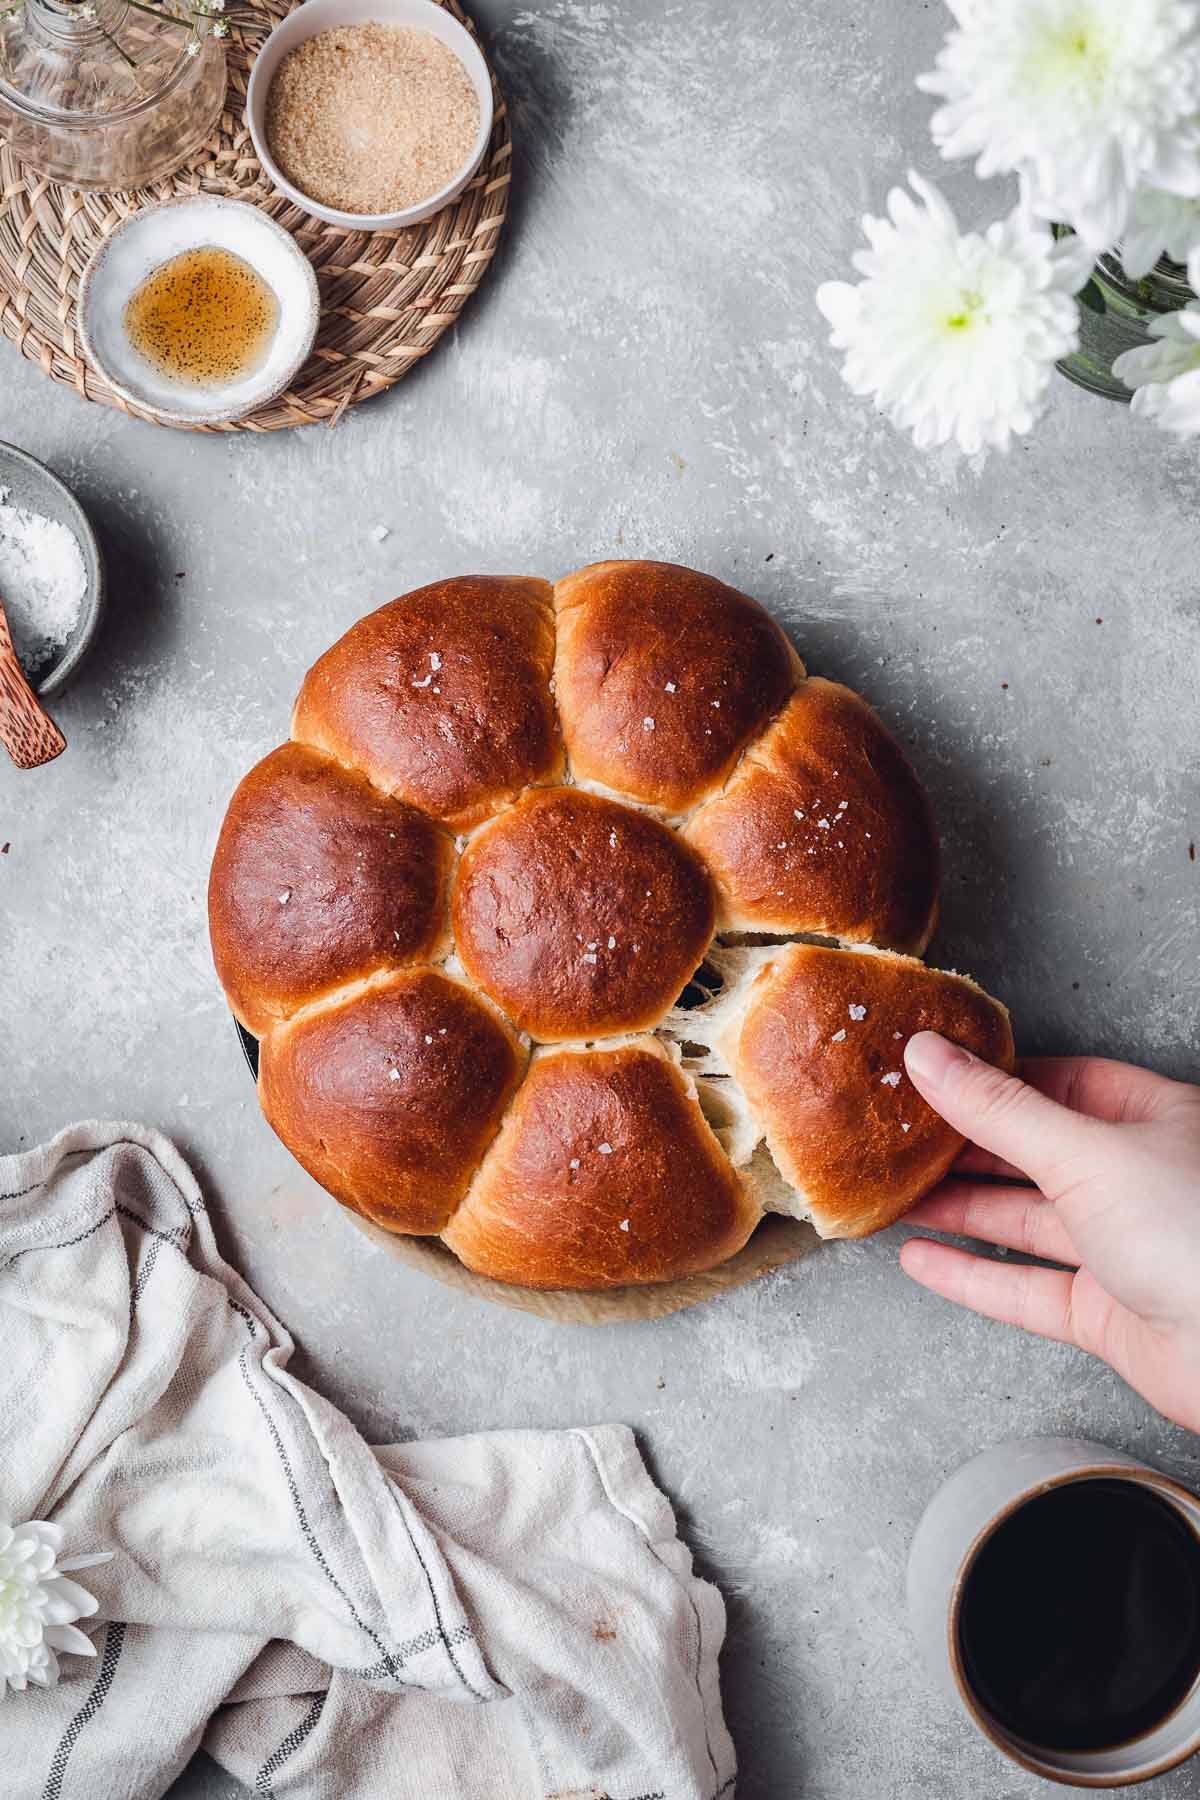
[259,969,525,1236]
[443,1038,759,1289]
[453,787,715,1040]
[209,559,1013,1290]
[553,560,802,815]
[292,575,562,830]
[720,943,1013,1239]
[210,743,453,1035]
[683,678,939,953]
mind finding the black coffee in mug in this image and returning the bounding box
[958,1478,1200,1753]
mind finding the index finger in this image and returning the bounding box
[903,1034,1104,1195]
[950,1057,1171,1178]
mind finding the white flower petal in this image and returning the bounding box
[815,281,859,331]
[29,1648,59,1688]
[41,1576,100,1620]
[44,1624,97,1659]
[21,1523,64,1553]
[56,1551,115,1574]
[1120,187,1200,275]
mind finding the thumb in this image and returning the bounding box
[903,1031,1103,1193]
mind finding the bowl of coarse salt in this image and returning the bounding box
[0,444,103,699]
[246,0,493,232]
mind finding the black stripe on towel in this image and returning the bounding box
[253,1688,329,1797]
[41,1620,127,1800]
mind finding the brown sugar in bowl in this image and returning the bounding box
[246,0,494,231]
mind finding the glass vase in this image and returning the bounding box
[1057,247,1194,402]
[0,0,226,191]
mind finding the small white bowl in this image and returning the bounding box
[78,196,319,427]
[245,0,494,232]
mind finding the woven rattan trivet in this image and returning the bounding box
[0,0,509,431]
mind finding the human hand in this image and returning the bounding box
[897,1033,1200,1434]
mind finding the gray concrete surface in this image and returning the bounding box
[3,1,1200,1795]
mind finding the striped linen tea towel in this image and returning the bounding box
[0,1122,736,1800]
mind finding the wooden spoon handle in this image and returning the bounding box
[0,602,66,769]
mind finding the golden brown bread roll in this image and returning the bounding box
[553,560,802,814]
[259,969,525,1235]
[452,787,715,1040]
[684,678,939,952]
[722,942,1014,1239]
[292,575,562,830]
[209,743,453,1035]
[443,1039,758,1288]
[209,558,1013,1290]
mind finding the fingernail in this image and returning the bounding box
[904,1031,974,1090]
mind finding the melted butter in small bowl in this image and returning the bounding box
[79,196,318,425]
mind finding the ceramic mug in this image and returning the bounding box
[907,1437,1200,1788]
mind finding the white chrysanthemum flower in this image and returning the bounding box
[816,174,1092,454]
[1113,299,1200,430]
[1120,186,1200,276]
[0,1521,113,1699]
[919,0,1200,252]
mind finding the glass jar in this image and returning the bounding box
[0,0,226,191]
[1057,246,1194,402]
